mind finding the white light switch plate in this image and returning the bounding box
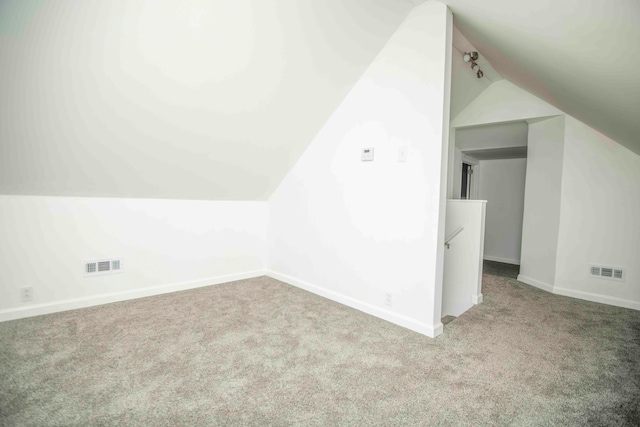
[361,148,374,161]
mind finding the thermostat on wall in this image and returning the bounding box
[361,148,374,161]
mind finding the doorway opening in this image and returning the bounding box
[461,162,472,199]
[454,121,529,267]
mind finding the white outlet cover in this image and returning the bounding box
[20,286,33,302]
[361,147,374,161]
[385,292,393,306]
[398,146,408,162]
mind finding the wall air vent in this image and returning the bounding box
[84,258,124,277]
[86,262,97,274]
[590,265,625,282]
[601,268,613,278]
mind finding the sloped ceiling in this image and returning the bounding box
[417,0,640,155]
[0,0,413,200]
[449,26,496,120]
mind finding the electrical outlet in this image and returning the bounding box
[385,292,393,307]
[398,146,408,162]
[20,286,33,302]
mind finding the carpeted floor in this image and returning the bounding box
[483,260,520,279]
[1,274,639,426]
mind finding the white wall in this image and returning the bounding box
[451,146,463,199]
[456,121,528,151]
[447,28,494,201]
[449,28,492,120]
[553,117,640,308]
[479,158,527,264]
[0,196,268,321]
[519,116,565,290]
[442,200,486,317]
[268,2,453,338]
[452,80,562,129]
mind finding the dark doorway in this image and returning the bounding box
[461,162,472,199]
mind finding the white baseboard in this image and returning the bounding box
[517,275,554,293]
[516,276,639,311]
[471,293,483,305]
[267,270,443,338]
[484,255,520,265]
[553,287,640,311]
[0,270,266,323]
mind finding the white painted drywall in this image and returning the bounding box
[553,117,640,307]
[0,0,412,200]
[519,116,565,290]
[452,80,561,129]
[268,2,453,338]
[449,27,493,120]
[442,200,486,317]
[0,196,268,320]
[478,158,527,264]
[456,121,528,151]
[447,27,493,201]
[450,146,463,199]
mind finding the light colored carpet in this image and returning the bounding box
[1,274,639,426]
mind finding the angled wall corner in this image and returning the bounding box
[552,117,640,309]
[518,115,565,290]
[267,1,453,337]
[0,197,269,321]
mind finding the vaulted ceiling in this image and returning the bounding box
[0,0,412,200]
[2,0,638,201]
[417,0,640,155]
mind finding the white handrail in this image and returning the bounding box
[444,226,464,248]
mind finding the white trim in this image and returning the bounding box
[462,154,479,166]
[484,255,520,265]
[515,276,640,311]
[553,287,640,311]
[517,274,554,293]
[446,200,487,204]
[471,293,483,304]
[0,270,266,323]
[267,270,443,338]
[476,203,487,301]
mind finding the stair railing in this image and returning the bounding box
[444,227,464,249]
